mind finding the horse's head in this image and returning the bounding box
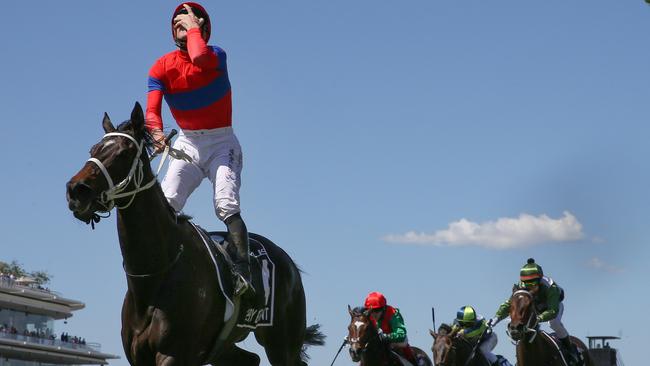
[430,324,455,366]
[507,289,538,342]
[347,304,379,362]
[66,102,153,224]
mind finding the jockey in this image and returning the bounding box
[364,292,422,366]
[452,306,509,366]
[145,2,252,297]
[490,258,578,365]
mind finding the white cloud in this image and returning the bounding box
[586,257,623,273]
[382,211,584,250]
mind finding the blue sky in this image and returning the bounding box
[2,1,648,365]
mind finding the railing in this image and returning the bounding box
[0,277,66,298]
[0,332,101,353]
[0,277,62,297]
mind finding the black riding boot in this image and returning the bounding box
[225,213,254,297]
[560,337,578,365]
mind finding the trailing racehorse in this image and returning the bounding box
[507,289,591,366]
[347,306,432,366]
[66,102,324,366]
[429,324,490,366]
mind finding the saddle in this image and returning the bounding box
[193,224,277,329]
[208,231,277,328]
[542,332,583,366]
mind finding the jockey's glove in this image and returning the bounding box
[378,331,390,343]
[488,317,499,327]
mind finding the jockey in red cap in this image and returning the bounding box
[145,2,252,297]
[364,292,422,366]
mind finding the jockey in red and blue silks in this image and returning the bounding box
[145,2,252,297]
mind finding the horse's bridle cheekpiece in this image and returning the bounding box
[507,290,540,344]
[88,132,169,212]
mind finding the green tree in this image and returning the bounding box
[31,271,52,285]
[7,261,27,278]
[0,260,51,285]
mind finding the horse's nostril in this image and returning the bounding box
[67,181,94,205]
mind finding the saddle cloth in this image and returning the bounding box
[192,223,277,329]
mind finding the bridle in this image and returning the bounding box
[348,317,370,358]
[433,334,455,366]
[507,290,540,344]
[87,132,168,211]
[349,314,380,362]
[88,131,181,278]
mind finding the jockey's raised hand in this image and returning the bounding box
[173,3,204,31]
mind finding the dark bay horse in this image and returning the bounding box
[507,289,591,366]
[429,324,489,366]
[347,306,432,366]
[66,102,324,366]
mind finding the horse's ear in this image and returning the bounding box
[130,102,144,131]
[348,304,353,316]
[102,113,115,133]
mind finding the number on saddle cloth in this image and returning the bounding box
[206,232,277,329]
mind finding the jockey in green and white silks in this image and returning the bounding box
[490,258,578,364]
[452,306,502,366]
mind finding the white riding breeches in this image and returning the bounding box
[548,302,568,338]
[161,127,242,221]
[479,332,498,364]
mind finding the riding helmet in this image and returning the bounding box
[520,258,544,282]
[172,2,212,44]
[364,291,387,310]
[456,306,477,325]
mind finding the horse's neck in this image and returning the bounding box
[116,163,180,282]
[453,339,473,366]
[517,334,554,366]
[363,331,391,366]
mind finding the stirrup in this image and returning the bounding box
[233,272,254,298]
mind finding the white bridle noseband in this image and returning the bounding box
[87,132,168,211]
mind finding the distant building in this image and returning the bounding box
[587,336,625,366]
[0,275,119,365]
